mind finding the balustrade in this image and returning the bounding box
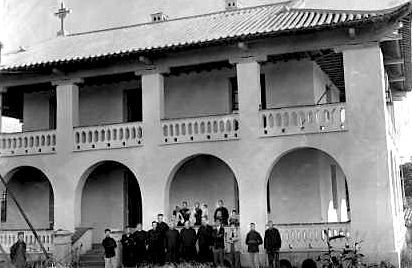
[0,130,56,156]
[74,122,143,151]
[0,230,54,253]
[161,114,240,144]
[260,103,347,137]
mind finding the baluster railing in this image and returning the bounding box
[260,103,347,137]
[161,113,240,144]
[0,130,57,157]
[74,122,143,151]
[0,230,54,253]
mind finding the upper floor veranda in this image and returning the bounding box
[0,1,410,158]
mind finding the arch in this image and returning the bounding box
[76,160,142,243]
[166,154,239,225]
[302,259,317,268]
[1,166,54,230]
[280,259,292,268]
[266,147,351,224]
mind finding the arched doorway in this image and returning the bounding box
[267,148,350,223]
[80,161,142,242]
[1,167,54,230]
[169,154,239,223]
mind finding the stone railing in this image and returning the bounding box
[161,113,240,144]
[276,222,351,251]
[0,229,54,253]
[259,103,347,137]
[0,130,57,157]
[74,122,143,151]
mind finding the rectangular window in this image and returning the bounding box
[123,88,142,122]
[229,77,239,112]
[1,191,7,223]
[331,165,338,209]
[260,74,266,110]
[49,89,57,129]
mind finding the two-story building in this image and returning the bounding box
[0,0,410,266]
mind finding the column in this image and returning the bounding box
[53,229,73,266]
[53,79,81,153]
[343,44,400,265]
[0,87,5,133]
[139,68,168,228]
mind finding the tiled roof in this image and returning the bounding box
[1,1,411,71]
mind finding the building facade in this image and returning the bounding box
[0,0,410,266]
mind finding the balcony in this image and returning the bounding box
[74,122,143,151]
[0,130,57,157]
[259,103,347,137]
[161,113,240,145]
[0,229,54,253]
[276,222,351,251]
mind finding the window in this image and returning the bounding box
[123,88,142,122]
[260,74,266,110]
[330,165,338,209]
[1,190,7,223]
[229,74,266,111]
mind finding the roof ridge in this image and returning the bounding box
[68,0,293,37]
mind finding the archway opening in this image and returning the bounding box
[169,155,239,224]
[1,167,54,230]
[267,148,350,224]
[80,161,142,243]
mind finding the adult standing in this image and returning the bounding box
[191,202,203,226]
[157,214,169,265]
[226,223,241,268]
[10,232,26,268]
[148,221,162,265]
[120,226,136,268]
[197,216,214,263]
[214,200,229,225]
[102,229,117,268]
[264,221,282,268]
[133,223,147,267]
[179,220,197,263]
[212,219,225,267]
[246,223,263,268]
[164,221,180,264]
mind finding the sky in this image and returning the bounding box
[0,0,411,160]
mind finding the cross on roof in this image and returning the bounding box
[54,1,71,37]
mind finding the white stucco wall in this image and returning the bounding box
[22,91,50,131]
[169,155,238,219]
[268,148,348,224]
[81,167,125,243]
[164,69,234,119]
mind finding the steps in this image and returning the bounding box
[79,243,104,268]
[72,227,93,244]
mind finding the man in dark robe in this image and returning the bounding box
[148,221,163,265]
[264,220,282,268]
[212,219,225,267]
[164,221,180,264]
[193,202,203,226]
[157,213,169,265]
[197,216,213,263]
[214,199,229,225]
[102,229,117,268]
[179,220,197,263]
[120,226,136,268]
[133,223,147,267]
[180,201,190,222]
[10,232,26,268]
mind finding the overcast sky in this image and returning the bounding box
[0,0,408,52]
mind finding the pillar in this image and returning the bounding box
[53,229,73,266]
[0,87,4,133]
[139,68,168,228]
[233,56,268,263]
[343,44,401,265]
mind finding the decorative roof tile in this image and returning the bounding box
[1,1,411,70]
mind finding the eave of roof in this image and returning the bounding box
[1,1,411,71]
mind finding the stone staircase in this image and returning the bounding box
[79,243,104,268]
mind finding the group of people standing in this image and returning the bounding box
[102,213,282,268]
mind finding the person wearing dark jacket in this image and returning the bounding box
[197,216,214,263]
[102,229,117,268]
[133,223,147,267]
[264,221,282,268]
[164,221,180,263]
[180,220,197,262]
[214,200,229,225]
[157,214,169,265]
[246,223,263,268]
[148,221,163,265]
[10,232,26,268]
[212,219,225,267]
[121,226,136,268]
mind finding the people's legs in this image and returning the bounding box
[219,249,224,267]
[104,257,112,268]
[274,251,280,268]
[213,248,218,266]
[110,257,117,268]
[249,253,256,268]
[234,251,241,268]
[253,252,260,268]
[267,251,275,268]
